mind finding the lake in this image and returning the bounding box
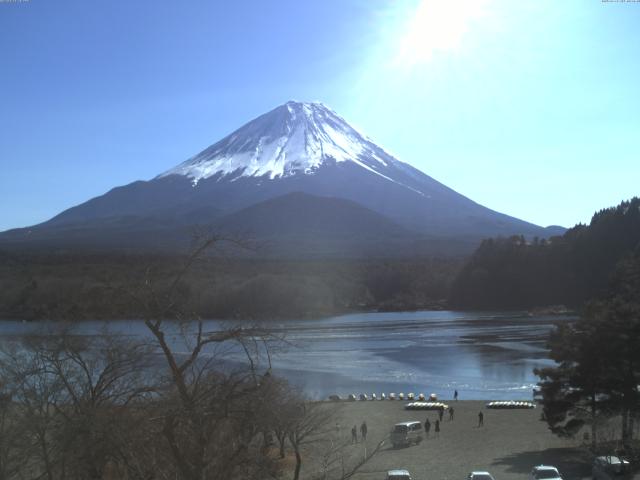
[0,310,574,400]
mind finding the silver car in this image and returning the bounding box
[387,469,412,480]
[468,471,496,480]
[530,465,562,480]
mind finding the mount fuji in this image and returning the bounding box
[0,101,563,256]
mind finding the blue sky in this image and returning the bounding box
[1,0,638,231]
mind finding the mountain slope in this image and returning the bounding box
[213,191,424,257]
[216,191,411,238]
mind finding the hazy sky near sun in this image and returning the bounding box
[0,0,639,231]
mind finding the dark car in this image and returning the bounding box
[592,456,632,480]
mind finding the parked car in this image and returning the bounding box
[530,465,562,480]
[390,421,423,448]
[592,456,631,480]
[468,471,496,480]
[387,469,412,480]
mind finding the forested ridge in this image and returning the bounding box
[5,197,638,319]
[450,197,640,310]
[0,252,461,321]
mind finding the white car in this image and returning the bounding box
[387,470,412,480]
[468,471,496,480]
[530,465,562,480]
[592,456,631,480]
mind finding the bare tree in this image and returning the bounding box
[0,233,374,480]
[282,395,386,480]
[126,234,282,480]
[0,340,63,480]
[0,365,27,480]
[286,399,337,480]
[0,330,156,480]
[259,375,296,460]
[311,435,387,480]
[332,438,387,480]
[133,234,386,480]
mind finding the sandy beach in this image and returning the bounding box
[301,400,592,480]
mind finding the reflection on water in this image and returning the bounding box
[264,310,572,400]
[0,311,574,400]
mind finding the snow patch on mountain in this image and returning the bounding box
[158,101,417,191]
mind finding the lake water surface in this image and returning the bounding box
[0,311,574,400]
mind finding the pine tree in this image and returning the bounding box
[535,251,640,450]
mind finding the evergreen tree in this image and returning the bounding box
[535,251,640,450]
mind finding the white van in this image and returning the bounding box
[390,421,423,448]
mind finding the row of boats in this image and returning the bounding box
[328,392,439,402]
[404,402,450,410]
[327,395,536,410]
[485,401,536,409]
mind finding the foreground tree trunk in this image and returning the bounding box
[622,407,629,447]
[277,433,286,459]
[293,447,302,480]
[591,392,598,450]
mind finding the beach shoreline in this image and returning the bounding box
[300,400,591,480]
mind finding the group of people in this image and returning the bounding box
[350,421,368,443]
[423,405,454,438]
[423,408,484,438]
[423,417,440,438]
[344,391,484,446]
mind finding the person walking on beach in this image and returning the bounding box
[360,421,368,441]
[454,389,458,401]
[449,407,454,421]
[424,417,431,438]
[434,419,440,438]
[351,425,358,443]
[478,411,484,427]
[438,406,444,422]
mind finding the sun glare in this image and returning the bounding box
[395,0,488,66]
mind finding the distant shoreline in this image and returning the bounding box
[0,305,577,323]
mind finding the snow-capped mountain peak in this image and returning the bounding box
[1,101,555,253]
[159,101,401,184]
